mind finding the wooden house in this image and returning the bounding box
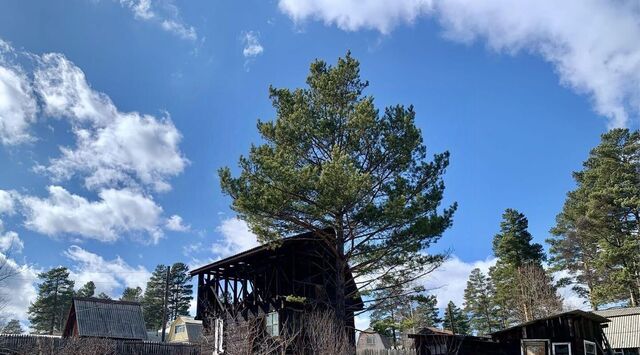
[409,327,506,355]
[62,297,147,341]
[166,316,203,343]
[189,230,364,344]
[594,307,640,355]
[356,328,392,352]
[490,310,610,355]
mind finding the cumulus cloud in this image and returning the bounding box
[165,214,190,232]
[34,54,187,193]
[278,0,640,127]
[117,0,197,41]
[0,41,38,145]
[242,31,264,58]
[0,253,38,322]
[0,223,23,253]
[21,185,164,243]
[0,190,16,215]
[64,245,151,297]
[212,217,259,258]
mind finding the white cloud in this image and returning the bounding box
[242,31,264,58]
[64,245,151,297]
[0,41,38,145]
[0,253,38,322]
[0,222,23,253]
[117,0,197,41]
[278,0,431,34]
[418,255,497,308]
[212,217,259,258]
[34,54,187,193]
[165,214,190,232]
[0,190,16,215]
[278,0,640,127]
[21,186,164,243]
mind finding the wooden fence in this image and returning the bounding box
[356,349,415,355]
[0,334,200,355]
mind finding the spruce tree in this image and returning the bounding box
[548,129,640,307]
[2,319,23,334]
[412,294,441,329]
[28,267,75,334]
[75,281,95,298]
[121,286,144,303]
[442,301,469,335]
[463,268,499,335]
[167,262,193,320]
[219,52,455,326]
[143,265,168,330]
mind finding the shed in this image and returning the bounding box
[490,309,610,355]
[409,327,506,355]
[356,328,392,351]
[167,316,203,343]
[593,306,640,355]
[62,297,147,340]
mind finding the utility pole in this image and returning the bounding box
[161,265,171,342]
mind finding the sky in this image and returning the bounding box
[1,0,640,330]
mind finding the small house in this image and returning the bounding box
[62,297,147,341]
[356,328,392,352]
[490,309,610,355]
[593,306,640,355]
[166,316,203,343]
[409,327,505,355]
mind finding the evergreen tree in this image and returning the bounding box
[412,294,441,329]
[442,301,469,335]
[2,319,23,334]
[97,292,112,300]
[490,209,561,324]
[548,129,640,307]
[28,267,75,334]
[167,262,193,320]
[463,268,499,335]
[143,265,169,330]
[75,281,95,298]
[219,53,455,325]
[121,286,143,303]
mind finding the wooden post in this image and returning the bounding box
[161,265,171,342]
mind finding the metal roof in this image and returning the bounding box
[594,307,640,349]
[491,309,610,335]
[66,297,148,340]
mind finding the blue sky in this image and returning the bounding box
[1,0,639,328]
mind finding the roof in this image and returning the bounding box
[594,307,640,349]
[491,309,610,336]
[418,327,454,336]
[63,297,148,340]
[359,328,392,349]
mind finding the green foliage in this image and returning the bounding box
[463,268,499,335]
[75,281,95,298]
[442,301,469,335]
[167,262,193,320]
[121,286,144,303]
[96,292,112,300]
[219,52,455,320]
[143,264,169,330]
[28,267,75,334]
[2,319,24,334]
[548,128,640,307]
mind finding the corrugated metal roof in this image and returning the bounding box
[72,297,148,340]
[594,307,640,349]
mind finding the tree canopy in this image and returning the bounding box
[28,267,75,334]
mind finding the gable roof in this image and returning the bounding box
[358,328,392,349]
[491,309,609,336]
[63,297,148,340]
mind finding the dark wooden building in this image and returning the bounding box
[189,230,364,343]
[62,297,148,340]
[490,310,610,355]
[409,327,507,355]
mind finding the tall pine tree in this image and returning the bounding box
[442,301,469,335]
[167,262,193,320]
[463,268,499,335]
[143,265,169,330]
[219,53,456,325]
[548,129,640,307]
[75,281,95,298]
[28,267,75,334]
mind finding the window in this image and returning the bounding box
[583,341,596,355]
[553,343,571,355]
[366,335,376,345]
[265,312,279,337]
[175,324,186,334]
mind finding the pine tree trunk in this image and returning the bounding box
[50,277,59,335]
[334,225,347,330]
